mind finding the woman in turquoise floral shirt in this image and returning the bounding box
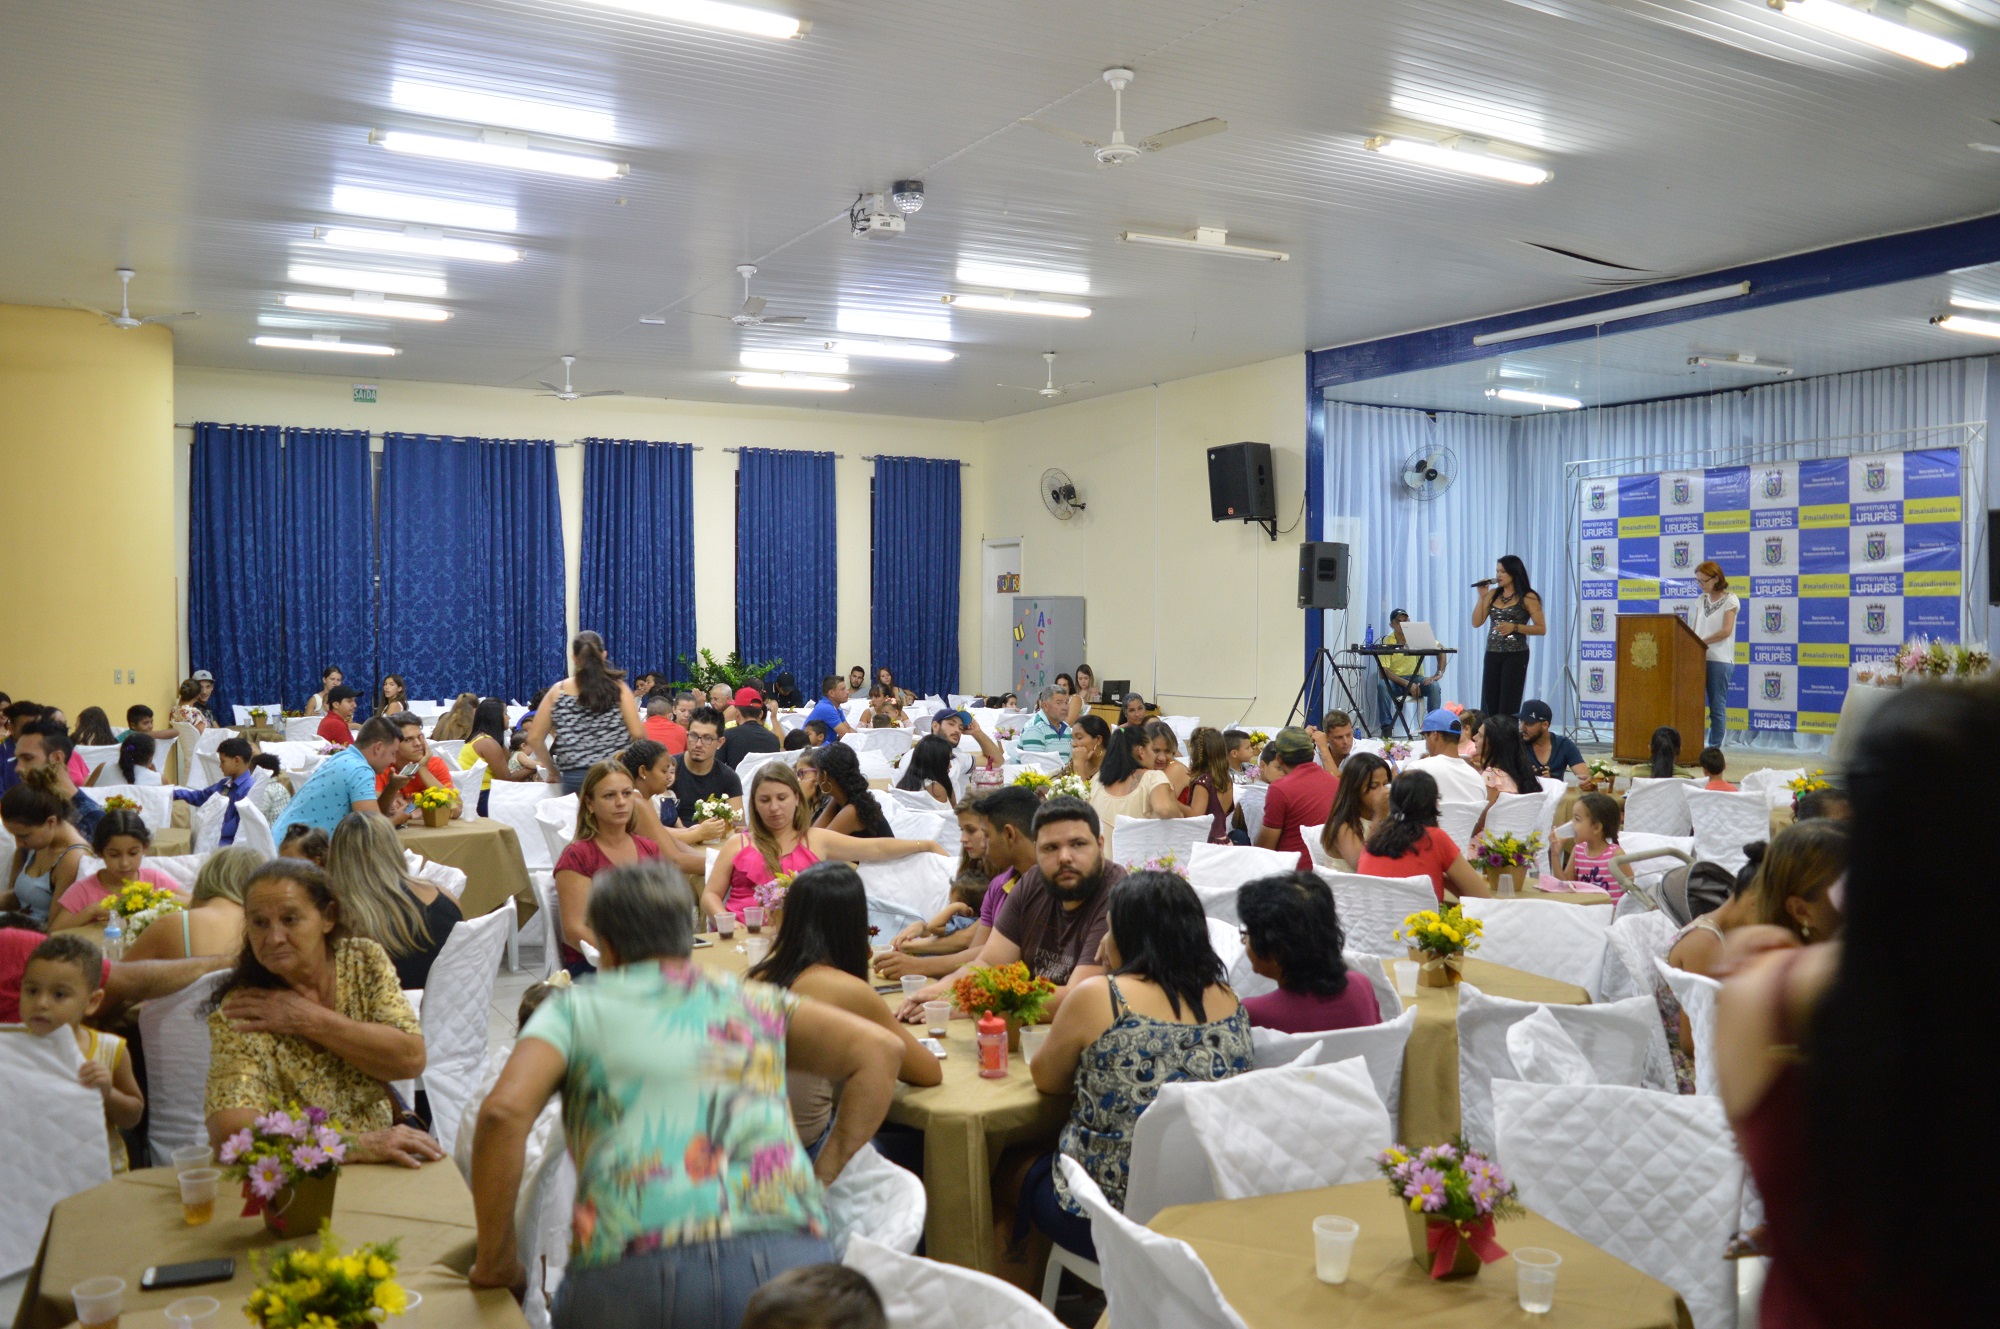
[468,861,903,1329]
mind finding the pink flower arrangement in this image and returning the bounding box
[1377,1138,1522,1278]
[221,1102,348,1216]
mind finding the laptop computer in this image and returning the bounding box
[1399,621,1443,652]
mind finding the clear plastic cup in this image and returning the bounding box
[745,935,771,966]
[171,1144,213,1174]
[71,1277,124,1329]
[899,975,928,999]
[1515,1247,1561,1313]
[1393,960,1420,996]
[165,1296,221,1329]
[1019,1024,1050,1064]
[178,1168,220,1226]
[712,912,736,938]
[743,906,766,933]
[1312,1215,1359,1284]
[922,1000,953,1038]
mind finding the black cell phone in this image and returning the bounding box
[141,1258,236,1290]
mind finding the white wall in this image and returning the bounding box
[173,365,986,686]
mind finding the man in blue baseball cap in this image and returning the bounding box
[932,706,1002,772]
[1403,708,1486,804]
[1518,700,1588,784]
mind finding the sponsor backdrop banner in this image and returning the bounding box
[1577,448,1963,735]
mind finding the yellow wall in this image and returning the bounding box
[0,304,177,719]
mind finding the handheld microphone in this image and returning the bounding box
[1472,579,1495,589]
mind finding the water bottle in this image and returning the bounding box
[1364,623,1376,647]
[102,914,124,961]
[976,1012,1010,1079]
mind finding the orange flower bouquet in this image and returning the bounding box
[951,962,1056,1051]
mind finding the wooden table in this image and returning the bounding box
[1396,958,1590,1146]
[19,1162,526,1329]
[1147,1181,1690,1328]
[399,820,535,922]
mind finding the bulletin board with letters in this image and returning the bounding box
[1576,448,1964,735]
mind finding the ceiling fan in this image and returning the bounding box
[1000,351,1093,399]
[1020,67,1226,168]
[1041,468,1087,520]
[68,268,199,329]
[649,264,807,328]
[538,355,625,402]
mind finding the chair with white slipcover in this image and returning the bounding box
[1107,815,1206,871]
[430,738,465,766]
[1494,1079,1743,1329]
[844,1234,1065,1329]
[145,853,209,893]
[889,789,959,853]
[1503,1006,1599,1085]
[846,728,916,762]
[1013,749,1066,776]
[1300,823,1340,870]
[283,716,322,743]
[258,741,322,776]
[486,782,561,873]
[0,1030,114,1277]
[136,971,231,1165]
[405,850,468,902]
[735,747,803,785]
[1322,870,1436,957]
[451,761,486,818]
[533,795,579,870]
[419,898,515,1154]
[1455,983,1668,1153]
[233,798,278,859]
[1185,842,1296,924]
[190,788,232,854]
[1624,777,1695,836]
[1181,1055,1393,1199]
[1123,1082,1214,1225]
[1684,788,1770,875]
[857,851,954,933]
[823,1143,927,1256]
[1247,1002,1419,1118]
[189,727,241,789]
[519,1131,576,1329]
[1058,1156,1249,1329]
[1158,715,1200,748]
[1458,896,1614,997]
[85,784,174,832]
[1655,957,1724,1097]
[1434,799,1485,853]
[1600,908,1681,1003]
[75,745,121,784]
[1344,951,1402,1020]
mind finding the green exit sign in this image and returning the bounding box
[353,383,378,404]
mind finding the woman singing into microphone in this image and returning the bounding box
[1472,555,1544,717]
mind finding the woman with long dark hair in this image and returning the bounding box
[1088,726,1192,858]
[305,665,344,716]
[813,742,895,838]
[1179,727,1237,844]
[1475,713,1543,797]
[376,674,409,717]
[748,861,941,1153]
[1472,554,1543,717]
[895,734,957,806]
[1236,871,1379,1033]
[525,630,646,794]
[70,707,116,747]
[112,731,161,786]
[1064,713,1112,783]
[1357,770,1492,902]
[1648,725,1683,778]
[1320,752,1391,868]
[459,697,531,816]
[618,737,724,875]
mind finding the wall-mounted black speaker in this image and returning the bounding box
[1297,541,1349,610]
[1207,441,1276,523]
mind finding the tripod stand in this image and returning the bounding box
[1284,647,1376,734]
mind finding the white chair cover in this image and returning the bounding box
[1459,896,1614,998]
[1123,1082,1215,1225]
[76,744,121,782]
[234,798,278,858]
[519,1128,576,1329]
[283,716,322,742]
[1654,958,1723,1097]
[1108,815,1207,870]
[1234,781,1268,842]
[1158,715,1200,747]
[856,851,954,924]
[844,1233,1066,1329]
[86,783,175,831]
[1614,831,1697,890]
[1624,778,1695,836]
[1684,788,1770,874]
[1735,766,1793,806]
[1435,799,1484,853]
[1182,1056,1392,1199]
[1013,750,1066,775]
[823,1143,927,1256]
[1300,824,1339,870]
[1058,1157,1249,1329]
[487,782,561,872]
[146,853,208,892]
[430,738,465,765]
[0,1029,114,1277]
[735,747,804,785]
[1494,1080,1743,1329]
[421,898,515,1154]
[1481,789,1547,839]
[135,971,231,1166]
[1504,1006,1598,1085]
[1456,983,1667,1153]
[856,750,899,785]
[1248,1002,1419,1117]
[534,796,579,873]
[407,851,469,902]
[450,761,487,819]
[1322,870,1435,957]
[845,728,916,761]
[170,721,201,784]
[1184,842,1295,897]
[191,786,231,854]
[530,871,564,977]
[1345,951,1403,1020]
[258,740,322,774]
[882,802,949,848]
[1601,908,1681,1003]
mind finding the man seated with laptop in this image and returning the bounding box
[1377,610,1448,732]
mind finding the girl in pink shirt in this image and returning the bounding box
[1556,792,1623,898]
[47,810,187,932]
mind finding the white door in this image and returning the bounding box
[982,539,1023,695]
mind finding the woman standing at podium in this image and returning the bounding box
[1472,555,1544,718]
[1690,561,1740,748]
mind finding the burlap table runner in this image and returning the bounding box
[1397,958,1589,1146]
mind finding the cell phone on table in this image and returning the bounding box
[142,1258,236,1290]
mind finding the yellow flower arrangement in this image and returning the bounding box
[1787,768,1830,796]
[1246,730,1270,748]
[951,961,1057,1026]
[245,1229,405,1329]
[102,794,142,812]
[1395,905,1483,959]
[410,785,458,811]
[1011,768,1052,790]
[107,878,185,939]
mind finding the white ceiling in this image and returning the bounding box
[8,0,2000,421]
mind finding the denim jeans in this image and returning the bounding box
[553,1233,835,1329]
[1378,673,1441,734]
[1704,660,1733,747]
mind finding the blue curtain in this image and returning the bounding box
[736,448,836,683]
[188,423,285,718]
[379,434,567,702]
[871,456,960,695]
[579,439,696,678]
[280,428,376,713]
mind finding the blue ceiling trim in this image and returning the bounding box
[1309,209,2000,390]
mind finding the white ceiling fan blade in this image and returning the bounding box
[64,300,116,319]
[1019,117,1103,149]
[760,314,808,325]
[578,389,625,398]
[1137,117,1227,152]
[139,311,200,324]
[1059,380,1095,391]
[537,381,564,394]
[742,295,768,318]
[997,383,1044,391]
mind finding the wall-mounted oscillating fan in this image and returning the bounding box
[1400,446,1457,500]
[1041,468,1087,519]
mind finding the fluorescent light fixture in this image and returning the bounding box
[1119,226,1289,261]
[825,338,955,363]
[1363,134,1551,185]
[287,264,446,297]
[1689,353,1793,376]
[389,81,615,140]
[330,185,516,232]
[1486,387,1581,409]
[283,292,452,321]
[586,0,807,40]
[1471,282,1751,346]
[732,372,850,391]
[1948,293,2000,312]
[1933,313,2000,338]
[836,307,951,340]
[1389,92,1547,148]
[314,226,522,263]
[1769,0,1968,69]
[954,262,1089,295]
[741,349,849,373]
[942,292,1091,319]
[371,129,628,180]
[253,335,398,356]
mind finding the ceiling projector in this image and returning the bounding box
[850,193,906,240]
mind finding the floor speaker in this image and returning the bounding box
[1298,541,1349,610]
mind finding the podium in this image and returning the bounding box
[1613,613,1707,762]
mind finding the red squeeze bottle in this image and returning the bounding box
[976,1012,1009,1078]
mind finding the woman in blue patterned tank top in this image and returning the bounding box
[524,631,646,794]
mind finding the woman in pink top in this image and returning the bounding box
[1355,771,1492,902]
[47,809,188,932]
[699,764,947,925]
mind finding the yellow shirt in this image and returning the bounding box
[458,738,493,791]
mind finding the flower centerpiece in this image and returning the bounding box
[106,878,185,941]
[692,794,737,828]
[1046,773,1090,802]
[1395,905,1481,988]
[755,871,794,930]
[950,962,1056,1053]
[1246,730,1270,749]
[244,1229,408,1329]
[1378,1140,1521,1278]
[220,1104,348,1236]
[1137,851,1187,880]
[1011,768,1052,793]
[410,784,457,828]
[994,724,1019,741]
[1468,831,1541,894]
[1384,741,1412,768]
[249,707,269,726]
[1861,636,1995,687]
[1585,755,1619,788]
[1787,768,1830,806]
[102,794,141,813]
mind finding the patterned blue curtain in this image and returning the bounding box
[736,448,836,683]
[871,456,961,695]
[280,428,376,713]
[379,434,567,702]
[579,439,696,678]
[188,423,284,717]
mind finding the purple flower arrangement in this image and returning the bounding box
[1377,1138,1522,1278]
[220,1103,348,1215]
